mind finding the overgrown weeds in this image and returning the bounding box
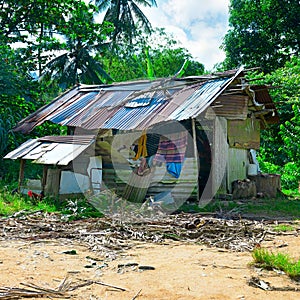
[0,185,103,219]
[0,187,57,216]
[252,248,300,281]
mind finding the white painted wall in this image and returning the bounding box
[87,156,102,194]
[59,171,90,194]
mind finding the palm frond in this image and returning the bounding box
[95,0,112,11]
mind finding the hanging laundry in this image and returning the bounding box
[134,131,148,160]
[154,131,188,163]
[166,162,182,179]
[146,133,160,157]
[154,131,188,178]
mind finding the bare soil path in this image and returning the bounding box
[0,213,299,299]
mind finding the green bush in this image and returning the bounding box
[258,159,299,192]
[281,162,300,190]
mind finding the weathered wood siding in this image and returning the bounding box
[212,117,228,195]
[227,148,248,193]
[228,118,260,149]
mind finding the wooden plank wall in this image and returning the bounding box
[101,158,197,202]
[212,116,228,195]
[227,148,248,193]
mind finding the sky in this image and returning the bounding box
[141,0,230,71]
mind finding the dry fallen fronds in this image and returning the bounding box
[0,275,126,299]
[0,210,284,258]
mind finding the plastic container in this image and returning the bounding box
[248,163,258,176]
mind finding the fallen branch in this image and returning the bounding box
[132,289,142,300]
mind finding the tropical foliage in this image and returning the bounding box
[222,0,300,73]
[252,56,300,190]
[99,28,205,81]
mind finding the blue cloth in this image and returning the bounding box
[166,162,182,178]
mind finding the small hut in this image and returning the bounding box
[5,68,279,204]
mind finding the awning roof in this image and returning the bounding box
[4,135,95,165]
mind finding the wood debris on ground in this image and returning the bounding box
[0,274,126,299]
[0,210,284,257]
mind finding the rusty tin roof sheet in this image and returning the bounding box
[13,68,277,133]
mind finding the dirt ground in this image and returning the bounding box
[0,232,300,299]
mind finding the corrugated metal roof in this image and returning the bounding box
[251,85,280,124]
[4,139,38,160]
[4,135,95,165]
[102,91,168,130]
[12,68,278,133]
[167,77,232,121]
[47,92,98,125]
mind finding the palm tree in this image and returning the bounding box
[95,0,157,43]
[40,2,114,90]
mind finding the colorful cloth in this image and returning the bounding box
[166,162,182,178]
[154,131,188,163]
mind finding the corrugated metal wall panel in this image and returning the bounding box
[207,95,248,120]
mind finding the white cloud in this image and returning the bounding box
[143,0,230,70]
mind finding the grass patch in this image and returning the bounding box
[178,196,300,219]
[0,188,57,216]
[242,197,300,218]
[0,184,103,219]
[273,224,295,232]
[252,248,300,280]
[177,193,300,219]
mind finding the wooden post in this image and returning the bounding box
[192,119,200,203]
[18,159,26,193]
[45,168,61,198]
[41,165,48,193]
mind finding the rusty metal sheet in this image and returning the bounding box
[66,91,132,128]
[167,78,232,121]
[206,95,248,120]
[137,85,200,129]
[13,67,267,133]
[251,85,279,124]
[13,86,80,133]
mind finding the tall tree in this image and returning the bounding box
[95,0,157,44]
[222,0,300,73]
[0,0,113,88]
[0,45,37,157]
[0,0,77,73]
